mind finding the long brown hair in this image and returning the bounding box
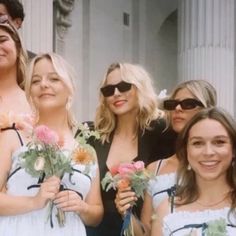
[0,22,28,87]
[176,107,236,215]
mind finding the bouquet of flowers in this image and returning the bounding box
[19,125,72,227]
[20,123,99,227]
[101,161,153,236]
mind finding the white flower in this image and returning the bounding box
[158,89,168,99]
[34,156,45,171]
[83,122,89,130]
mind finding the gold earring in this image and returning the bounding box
[187,164,191,171]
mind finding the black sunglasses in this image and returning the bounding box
[100,81,132,97]
[163,98,204,110]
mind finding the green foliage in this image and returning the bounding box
[76,123,100,146]
[101,165,153,200]
[205,218,227,236]
[20,142,72,178]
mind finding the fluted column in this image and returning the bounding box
[21,0,53,53]
[178,0,234,114]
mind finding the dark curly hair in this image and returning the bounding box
[0,0,25,21]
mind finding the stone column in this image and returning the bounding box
[53,0,75,54]
[21,0,53,53]
[178,0,234,114]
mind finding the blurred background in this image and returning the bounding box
[20,0,236,120]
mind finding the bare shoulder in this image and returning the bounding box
[0,129,24,190]
[0,129,24,154]
[147,158,170,174]
[147,161,158,172]
[158,155,178,175]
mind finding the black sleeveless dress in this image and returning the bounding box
[78,119,177,236]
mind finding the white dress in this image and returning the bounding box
[148,172,176,209]
[162,207,236,236]
[0,145,97,236]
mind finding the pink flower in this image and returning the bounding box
[34,125,59,144]
[118,163,136,176]
[133,161,145,171]
[110,165,119,176]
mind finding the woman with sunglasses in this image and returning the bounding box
[0,17,30,118]
[115,79,217,235]
[86,62,177,236]
[151,107,236,235]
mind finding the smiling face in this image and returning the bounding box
[104,68,139,116]
[171,88,202,133]
[187,118,233,182]
[30,57,70,112]
[0,27,17,71]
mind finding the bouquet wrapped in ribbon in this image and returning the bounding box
[101,161,153,236]
[19,123,99,227]
[19,125,72,227]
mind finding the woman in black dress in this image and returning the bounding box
[85,62,176,236]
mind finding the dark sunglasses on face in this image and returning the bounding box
[163,98,204,110]
[100,81,132,97]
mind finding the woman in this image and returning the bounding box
[0,53,103,236]
[151,107,236,235]
[115,79,217,235]
[0,17,30,115]
[86,63,177,236]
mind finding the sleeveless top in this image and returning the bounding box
[0,125,97,236]
[85,119,177,236]
[148,159,177,209]
[162,207,236,235]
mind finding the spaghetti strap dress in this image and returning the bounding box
[0,126,97,236]
[162,207,236,236]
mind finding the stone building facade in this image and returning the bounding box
[20,0,236,120]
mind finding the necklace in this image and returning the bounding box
[195,192,230,208]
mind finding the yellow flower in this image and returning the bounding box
[72,147,94,165]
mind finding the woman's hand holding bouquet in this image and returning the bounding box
[102,161,153,236]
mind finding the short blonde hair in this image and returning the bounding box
[24,53,77,128]
[95,62,162,143]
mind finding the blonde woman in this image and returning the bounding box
[0,53,103,236]
[86,62,176,236]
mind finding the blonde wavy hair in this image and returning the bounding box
[0,22,28,87]
[95,62,162,143]
[24,53,77,129]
